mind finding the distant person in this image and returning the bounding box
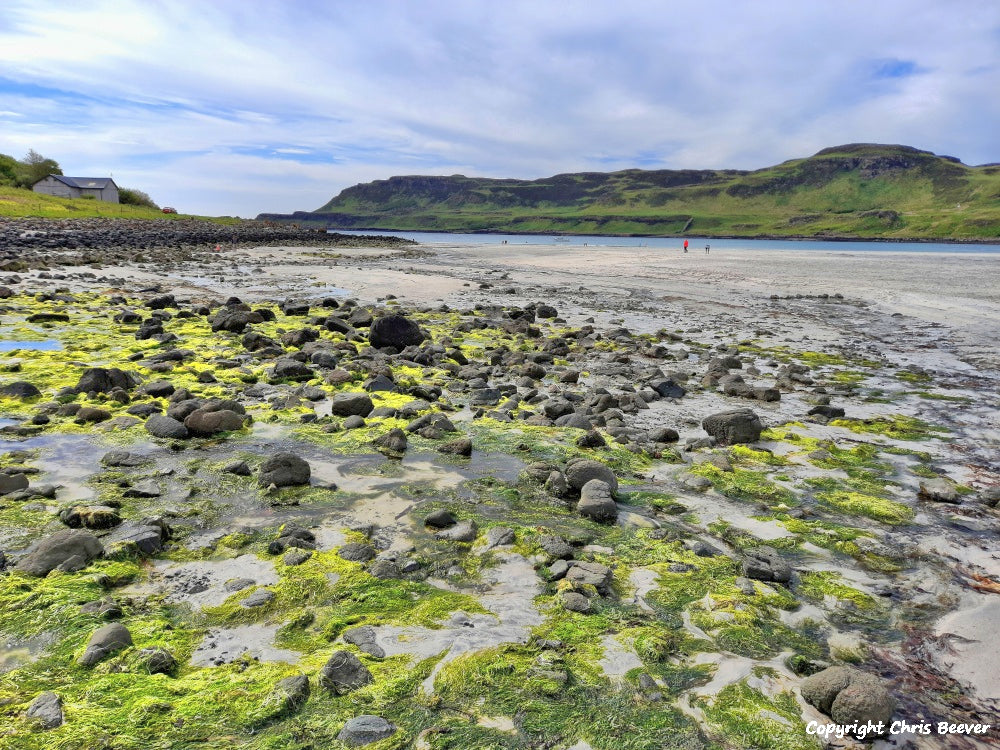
[705,244,710,254]
[683,239,688,253]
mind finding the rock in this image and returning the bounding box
[485,526,515,548]
[372,427,407,457]
[283,549,312,566]
[26,691,63,729]
[15,529,103,577]
[184,408,245,437]
[742,546,792,584]
[329,392,374,417]
[107,519,171,556]
[576,429,606,448]
[343,626,385,658]
[702,408,763,445]
[79,623,132,666]
[101,450,149,467]
[338,542,376,562]
[271,358,315,381]
[240,589,276,608]
[564,458,618,495]
[144,414,189,439]
[577,479,618,523]
[649,378,687,399]
[436,520,478,543]
[648,427,680,443]
[75,406,112,423]
[368,314,425,350]
[268,674,310,715]
[424,509,457,529]
[222,460,251,476]
[560,591,592,613]
[209,308,252,333]
[438,437,473,456]
[337,715,396,746]
[800,667,894,732]
[0,472,29,496]
[368,558,401,579]
[318,650,373,694]
[808,404,845,419]
[259,452,311,488]
[0,381,41,399]
[136,647,177,674]
[538,535,574,560]
[565,561,613,592]
[123,480,162,498]
[917,478,961,504]
[60,505,121,530]
[75,367,139,394]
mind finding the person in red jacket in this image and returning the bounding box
[683,239,688,253]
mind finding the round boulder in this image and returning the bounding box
[577,479,618,523]
[368,314,425,350]
[564,458,618,495]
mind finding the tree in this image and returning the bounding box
[118,187,159,209]
[16,149,62,188]
[0,153,18,186]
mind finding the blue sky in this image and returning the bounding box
[1,0,998,217]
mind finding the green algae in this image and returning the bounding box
[697,680,820,750]
[816,490,914,525]
[829,414,948,441]
[688,463,797,509]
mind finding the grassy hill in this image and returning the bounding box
[261,144,1000,240]
[0,186,238,223]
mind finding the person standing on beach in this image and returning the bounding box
[705,244,710,254]
[683,239,688,253]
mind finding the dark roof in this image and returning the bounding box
[38,175,117,189]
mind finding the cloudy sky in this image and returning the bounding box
[1,1,998,217]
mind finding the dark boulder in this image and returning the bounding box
[368,314,425,350]
[259,452,311,488]
[702,408,763,445]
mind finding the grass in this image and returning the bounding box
[0,185,238,221]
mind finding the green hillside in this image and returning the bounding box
[261,144,1000,240]
[0,186,238,223]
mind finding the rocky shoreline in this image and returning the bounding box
[0,229,997,749]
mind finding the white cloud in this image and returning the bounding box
[0,0,997,215]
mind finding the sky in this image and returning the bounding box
[1,0,998,218]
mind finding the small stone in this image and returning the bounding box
[560,591,592,613]
[319,651,373,694]
[283,549,312,566]
[26,691,63,729]
[343,626,385,658]
[259,452,310,488]
[435,520,478,542]
[240,589,276,608]
[337,715,396,746]
[338,542,376,562]
[136,647,177,674]
[424,509,457,528]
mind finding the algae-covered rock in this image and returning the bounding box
[742,546,792,584]
[0,381,41,399]
[15,529,103,576]
[318,650,373,694]
[800,666,894,731]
